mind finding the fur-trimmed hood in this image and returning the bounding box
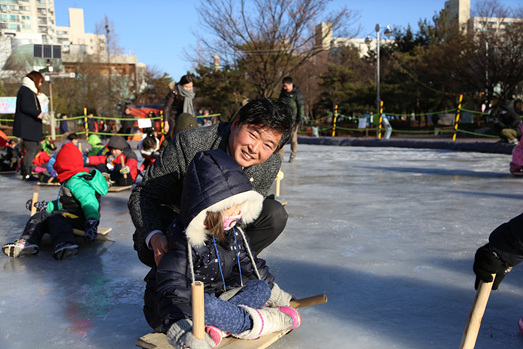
[180,150,263,247]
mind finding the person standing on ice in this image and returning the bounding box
[129,98,293,268]
[143,150,300,348]
[278,76,305,163]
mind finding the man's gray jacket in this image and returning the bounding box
[128,122,282,264]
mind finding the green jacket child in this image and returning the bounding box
[2,142,108,260]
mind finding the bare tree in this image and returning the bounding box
[469,0,523,103]
[195,0,360,97]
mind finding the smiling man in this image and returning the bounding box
[128,98,293,267]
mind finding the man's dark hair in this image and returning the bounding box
[67,133,79,141]
[282,76,293,84]
[234,98,293,151]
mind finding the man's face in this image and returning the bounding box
[228,120,282,168]
[282,82,293,93]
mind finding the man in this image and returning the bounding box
[128,98,293,267]
[278,76,305,163]
[489,100,521,145]
[119,106,136,140]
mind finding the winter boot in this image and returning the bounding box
[53,242,79,260]
[22,167,38,181]
[233,305,301,340]
[2,238,39,258]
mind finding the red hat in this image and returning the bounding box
[0,130,7,147]
[54,143,89,182]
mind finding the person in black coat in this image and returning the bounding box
[489,100,522,144]
[473,213,523,291]
[13,71,49,181]
[119,106,136,140]
[162,75,195,141]
[143,150,300,349]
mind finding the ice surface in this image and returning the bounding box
[1,144,523,349]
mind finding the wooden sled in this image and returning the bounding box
[37,181,61,186]
[30,192,114,242]
[0,170,17,175]
[136,294,328,349]
[73,227,114,242]
[108,184,133,192]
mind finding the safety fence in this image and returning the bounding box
[304,96,499,140]
[0,111,222,140]
[0,96,501,141]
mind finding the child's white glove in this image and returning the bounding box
[167,319,219,349]
[265,283,293,307]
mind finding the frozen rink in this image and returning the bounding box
[1,143,523,349]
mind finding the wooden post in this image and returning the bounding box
[192,281,205,340]
[453,94,463,141]
[459,274,495,349]
[120,154,127,180]
[84,107,88,139]
[275,170,284,197]
[331,104,338,137]
[378,101,384,139]
[30,192,38,216]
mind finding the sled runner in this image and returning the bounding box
[108,184,133,192]
[73,227,114,242]
[37,181,60,186]
[136,294,327,349]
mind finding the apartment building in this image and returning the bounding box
[0,0,56,43]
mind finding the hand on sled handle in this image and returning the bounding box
[26,199,48,213]
[266,282,293,307]
[473,244,511,290]
[167,319,218,349]
[120,166,130,175]
[150,232,169,266]
[84,218,99,243]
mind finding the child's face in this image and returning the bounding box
[110,148,122,156]
[223,204,241,217]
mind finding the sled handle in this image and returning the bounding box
[192,281,205,340]
[459,274,495,349]
[30,192,39,216]
[120,154,127,180]
[290,294,328,309]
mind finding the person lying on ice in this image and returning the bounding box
[143,150,300,349]
[86,134,138,187]
[2,143,108,260]
[129,98,293,268]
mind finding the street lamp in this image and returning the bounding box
[366,24,392,119]
[41,59,56,140]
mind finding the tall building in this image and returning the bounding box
[0,0,57,44]
[444,0,471,32]
[55,8,106,55]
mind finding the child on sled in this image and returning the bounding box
[510,125,523,175]
[2,143,108,260]
[86,134,138,186]
[143,149,300,349]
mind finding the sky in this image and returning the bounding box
[54,0,522,82]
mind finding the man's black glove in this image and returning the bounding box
[26,199,48,213]
[473,244,511,290]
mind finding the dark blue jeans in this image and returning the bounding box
[204,280,271,333]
